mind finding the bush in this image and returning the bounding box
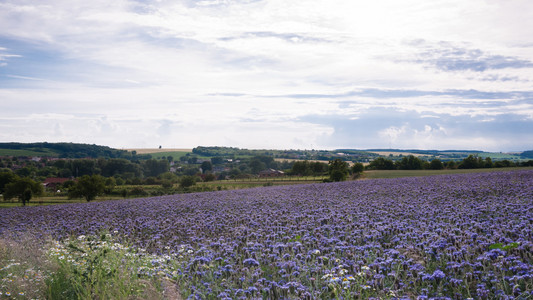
[161,180,173,189]
[129,186,148,196]
[203,173,216,182]
[179,176,197,188]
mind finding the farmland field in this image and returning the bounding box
[1,170,533,299]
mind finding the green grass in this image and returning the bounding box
[362,167,533,179]
[476,152,522,160]
[146,151,191,161]
[202,176,327,190]
[0,148,59,157]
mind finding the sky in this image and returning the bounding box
[1,0,532,151]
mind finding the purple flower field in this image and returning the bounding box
[2,170,533,299]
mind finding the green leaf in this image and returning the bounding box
[489,243,503,250]
[502,242,519,250]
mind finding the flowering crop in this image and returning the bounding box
[1,170,533,299]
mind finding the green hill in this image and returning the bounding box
[0,142,132,159]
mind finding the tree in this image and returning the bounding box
[0,170,17,194]
[201,161,213,173]
[291,161,311,176]
[351,162,364,174]
[142,159,169,177]
[397,155,423,170]
[159,172,178,183]
[211,157,224,165]
[3,177,44,206]
[203,173,216,182]
[311,161,328,175]
[446,161,457,169]
[459,155,479,169]
[69,175,106,201]
[368,157,395,170]
[429,159,444,170]
[328,159,349,182]
[249,159,266,174]
[484,157,493,168]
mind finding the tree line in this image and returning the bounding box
[366,155,533,170]
[2,152,532,206]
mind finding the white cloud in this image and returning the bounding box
[0,0,532,150]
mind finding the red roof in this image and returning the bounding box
[43,177,71,185]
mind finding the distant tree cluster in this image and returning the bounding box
[365,154,533,171]
[1,170,43,205]
[290,161,328,176]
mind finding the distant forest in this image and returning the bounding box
[0,142,151,159]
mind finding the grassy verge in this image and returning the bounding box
[1,232,180,299]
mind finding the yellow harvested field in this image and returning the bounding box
[274,158,366,166]
[368,151,430,157]
[274,158,329,164]
[125,148,192,154]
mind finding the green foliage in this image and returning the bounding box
[158,172,178,183]
[3,177,44,206]
[47,233,164,299]
[489,242,519,251]
[69,175,106,202]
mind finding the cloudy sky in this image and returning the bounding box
[1,0,532,151]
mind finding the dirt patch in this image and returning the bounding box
[125,148,192,154]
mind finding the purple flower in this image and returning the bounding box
[243,258,260,267]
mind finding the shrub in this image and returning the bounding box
[179,176,196,188]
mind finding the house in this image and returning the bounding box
[43,177,72,190]
[259,169,285,178]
